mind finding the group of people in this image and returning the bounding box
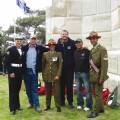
[6,30,108,118]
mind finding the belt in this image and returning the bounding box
[11,63,22,67]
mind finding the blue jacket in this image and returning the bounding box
[56,38,75,69]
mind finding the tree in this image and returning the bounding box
[16,10,46,42]
[5,25,24,35]
[36,27,45,43]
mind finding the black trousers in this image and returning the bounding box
[8,71,22,112]
[60,67,74,105]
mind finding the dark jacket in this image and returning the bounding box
[56,38,75,69]
[6,46,23,74]
[74,48,90,73]
[22,44,47,73]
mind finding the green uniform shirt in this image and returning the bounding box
[42,51,63,82]
[90,44,109,83]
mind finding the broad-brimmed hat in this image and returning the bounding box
[86,31,101,40]
[46,39,57,46]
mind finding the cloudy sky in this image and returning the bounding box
[0,0,52,30]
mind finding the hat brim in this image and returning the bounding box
[31,37,36,39]
[86,36,101,40]
[46,43,57,46]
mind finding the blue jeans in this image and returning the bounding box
[24,68,40,108]
[75,72,92,108]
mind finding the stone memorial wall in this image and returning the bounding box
[46,0,120,91]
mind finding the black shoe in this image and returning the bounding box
[61,103,65,106]
[57,107,61,112]
[87,112,98,118]
[16,108,23,111]
[44,106,51,111]
[10,110,16,115]
[68,104,74,109]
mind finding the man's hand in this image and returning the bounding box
[10,73,15,78]
[99,80,104,84]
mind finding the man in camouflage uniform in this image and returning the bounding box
[86,31,109,118]
[42,39,63,112]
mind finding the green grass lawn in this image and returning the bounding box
[0,75,120,120]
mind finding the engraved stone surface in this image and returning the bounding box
[96,0,111,14]
[111,8,120,30]
[93,13,111,32]
[82,0,97,16]
[66,0,82,17]
[99,32,112,50]
[108,55,118,74]
[118,57,120,75]
[82,16,93,34]
[111,0,119,11]
[112,29,120,49]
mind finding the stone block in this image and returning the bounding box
[46,17,66,34]
[93,13,111,32]
[46,18,53,34]
[82,0,97,16]
[66,0,82,17]
[99,32,112,50]
[82,16,93,34]
[118,56,120,75]
[52,17,82,34]
[111,8,120,30]
[111,0,119,11]
[96,0,111,14]
[111,29,120,49]
[108,54,118,74]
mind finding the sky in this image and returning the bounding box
[0,0,52,30]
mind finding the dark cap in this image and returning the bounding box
[75,38,83,44]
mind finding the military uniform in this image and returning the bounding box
[90,44,108,113]
[42,51,63,109]
[6,46,23,113]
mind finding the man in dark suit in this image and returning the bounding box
[22,35,47,112]
[6,38,23,115]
